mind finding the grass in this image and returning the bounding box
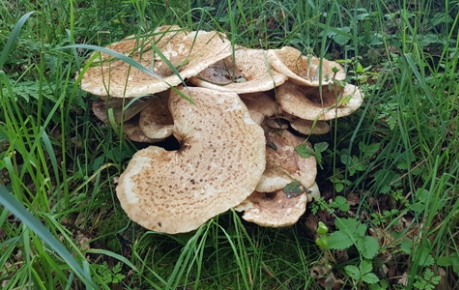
[0,0,458,289]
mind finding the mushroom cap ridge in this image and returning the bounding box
[79,26,233,98]
[116,86,266,234]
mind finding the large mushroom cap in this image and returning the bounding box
[277,81,364,120]
[78,25,232,98]
[189,48,287,94]
[267,46,346,87]
[256,128,317,193]
[116,87,266,234]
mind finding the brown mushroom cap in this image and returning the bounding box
[234,182,320,227]
[92,97,151,124]
[122,121,165,143]
[256,128,317,193]
[265,113,331,135]
[235,190,308,227]
[239,92,279,124]
[189,48,287,94]
[79,25,232,98]
[139,91,174,139]
[116,86,266,234]
[277,81,364,120]
[267,46,346,87]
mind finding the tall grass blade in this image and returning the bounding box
[0,185,96,289]
[0,11,34,70]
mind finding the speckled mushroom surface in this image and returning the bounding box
[256,128,317,193]
[277,81,364,120]
[234,190,308,227]
[116,86,266,234]
[78,25,233,98]
[189,48,287,94]
[267,46,346,87]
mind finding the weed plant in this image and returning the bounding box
[1,0,458,289]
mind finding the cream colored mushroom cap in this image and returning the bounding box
[267,46,346,87]
[239,92,279,124]
[116,87,266,234]
[277,82,364,120]
[79,25,232,98]
[139,91,174,139]
[189,48,287,94]
[234,190,308,227]
[256,128,317,193]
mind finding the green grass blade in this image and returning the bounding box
[0,185,96,289]
[0,11,34,70]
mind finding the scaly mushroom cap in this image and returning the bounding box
[235,191,308,227]
[277,81,364,120]
[92,97,151,124]
[116,87,266,234]
[189,48,287,94]
[234,182,320,227]
[139,90,174,139]
[256,128,316,193]
[267,46,346,86]
[79,25,232,98]
[239,92,279,124]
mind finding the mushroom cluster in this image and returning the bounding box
[78,25,364,234]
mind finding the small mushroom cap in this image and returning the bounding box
[189,48,287,94]
[116,87,266,234]
[277,81,364,120]
[267,46,346,86]
[92,97,151,124]
[139,91,174,139]
[239,92,279,124]
[79,26,232,98]
[122,121,166,143]
[234,190,308,227]
[265,113,331,135]
[256,128,317,193]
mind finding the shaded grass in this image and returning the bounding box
[0,0,458,288]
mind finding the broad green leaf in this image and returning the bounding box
[344,265,360,280]
[359,260,373,274]
[327,231,353,250]
[314,142,329,153]
[335,218,359,233]
[357,236,380,259]
[295,143,314,158]
[362,273,380,284]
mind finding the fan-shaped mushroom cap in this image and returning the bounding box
[239,92,279,124]
[256,128,316,193]
[79,25,232,98]
[116,87,266,234]
[139,91,173,139]
[267,46,346,86]
[189,48,287,94]
[235,190,308,227]
[277,82,364,120]
[92,97,151,124]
